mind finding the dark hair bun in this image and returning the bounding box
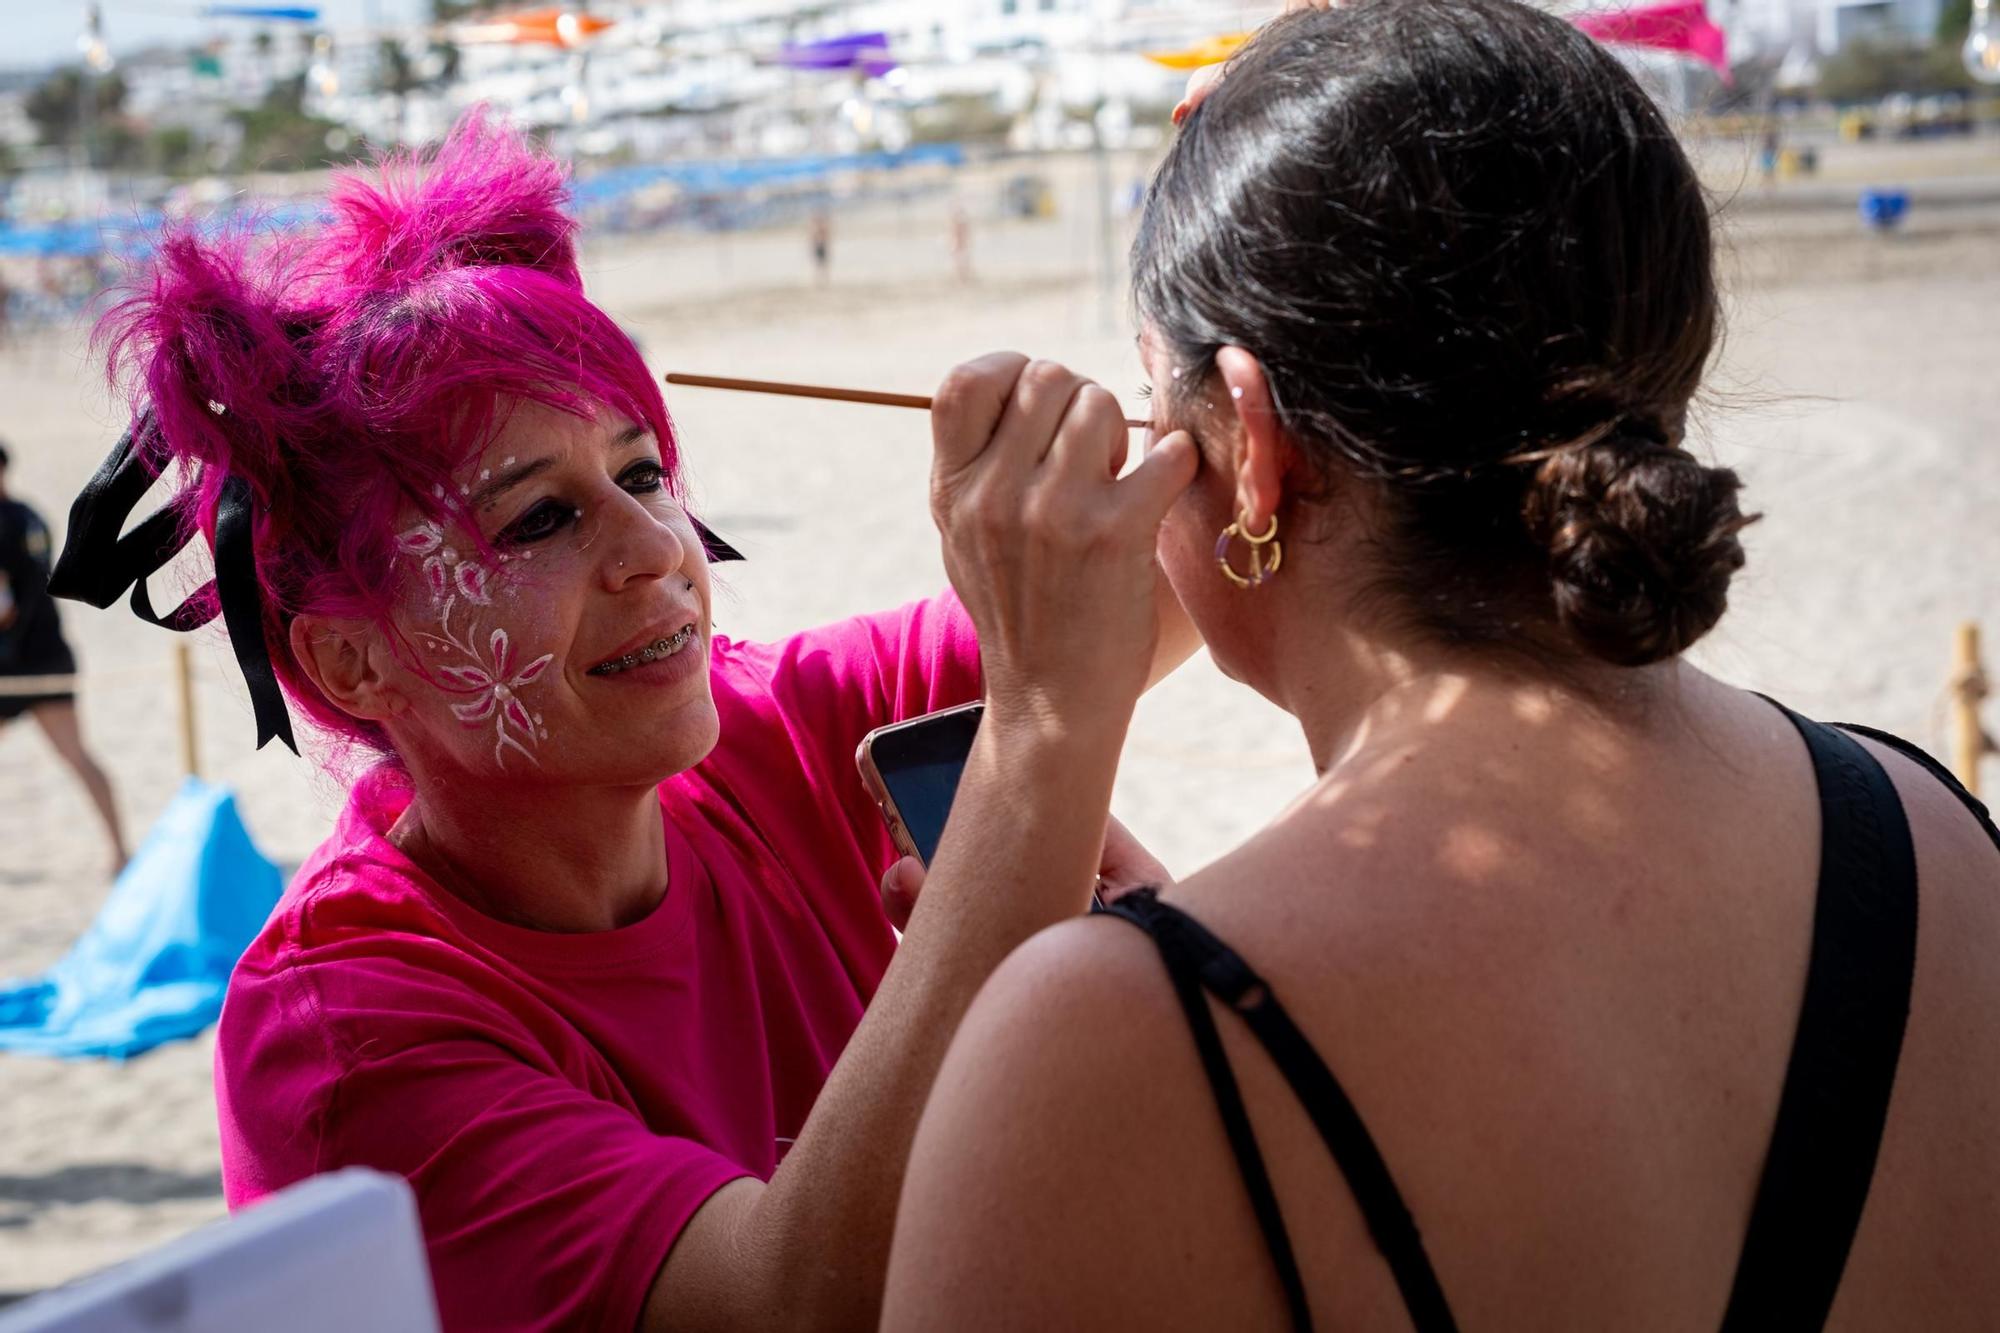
[1524,433,1754,666]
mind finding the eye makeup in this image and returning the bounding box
[494,460,670,547]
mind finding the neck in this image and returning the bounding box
[390,767,668,933]
[1264,595,1675,776]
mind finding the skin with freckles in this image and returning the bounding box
[288,398,720,932]
[381,400,717,788]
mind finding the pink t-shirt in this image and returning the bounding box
[215,593,981,1332]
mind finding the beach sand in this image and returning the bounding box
[2,141,1996,1299]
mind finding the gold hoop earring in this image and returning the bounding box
[1215,512,1282,588]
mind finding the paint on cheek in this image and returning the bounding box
[400,523,557,771]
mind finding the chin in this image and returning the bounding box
[625,693,723,786]
[535,690,722,789]
[658,700,723,778]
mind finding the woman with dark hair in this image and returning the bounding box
[65,113,1198,1330]
[884,1,2000,1327]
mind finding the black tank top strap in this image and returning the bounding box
[1721,705,1921,1329]
[1831,720,2000,855]
[1103,888,1459,1333]
[1102,888,1316,1330]
[1106,697,1933,1333]
[1753,691,1997,853]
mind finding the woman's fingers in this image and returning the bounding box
[988,359,1092,481]
[1097,814,1174,900]
[1173,2,1335,125]
[1045,382,1131,486]
[880,856,925,932]
[931,351,1030,478]
[1173,64,1226,126]
[1113,430,1199,530]
[934,357,1094,543]
[931,354,1196,722]
[936,357,1192,540]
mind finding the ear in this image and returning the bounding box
[1212,346,1289,531]
[289,614,407,723]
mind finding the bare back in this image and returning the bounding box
[1152,674,2000,1328]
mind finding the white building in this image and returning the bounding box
[1717,0,1947,65]
[1815,0,1945,50]
[302,0,1251,155]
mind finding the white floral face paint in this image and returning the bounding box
[398,519,554,770]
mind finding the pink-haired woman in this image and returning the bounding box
[69,115,1196,1330]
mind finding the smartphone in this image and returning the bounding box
[856,701,985,867]
[856,701,1107,911]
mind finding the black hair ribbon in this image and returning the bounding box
[48,411,299,755]
[52,414,743,758]
[692,519,744,564]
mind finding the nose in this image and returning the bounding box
[599,492,692,593]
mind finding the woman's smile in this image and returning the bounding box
[584,622,706,685]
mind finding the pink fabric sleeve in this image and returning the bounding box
[715,588,983,863]
[729,587,982,727]
[294,961,749,1333]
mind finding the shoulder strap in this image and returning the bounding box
[1185,918,1460,1333]
[1105,890,1461,1333]
[1721,708,1920,1330]
[1833,721,2000,856]
[1104,889,1316,1330]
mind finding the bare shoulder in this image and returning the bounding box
[986,907,1172,1006]
[882,912,1289,1331]
[923,910,1192,1127]
[1845,727,2000,974]
[1846,731,2000,872]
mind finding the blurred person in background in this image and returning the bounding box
[0,440,129,876]
[949,203,974,285]
[809,207,833,285]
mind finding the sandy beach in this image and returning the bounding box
[2,138,1997,1300]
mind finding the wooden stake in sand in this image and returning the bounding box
[174,641,200,781]
[1950,621,1991,798]
[666,372,1150,429]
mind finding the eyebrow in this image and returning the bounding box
[470,425,656,510]
[471,458,554,511]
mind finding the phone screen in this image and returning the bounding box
[871,703,983,866]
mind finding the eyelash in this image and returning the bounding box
[1136,382,1154,402]
[499,461,666,546]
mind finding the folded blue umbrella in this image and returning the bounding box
[0,778,283,1060]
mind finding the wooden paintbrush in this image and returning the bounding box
[665,372,1149,429]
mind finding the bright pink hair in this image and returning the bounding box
[97,110,677,757]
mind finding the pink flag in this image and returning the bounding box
[1573,0,1730,79]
